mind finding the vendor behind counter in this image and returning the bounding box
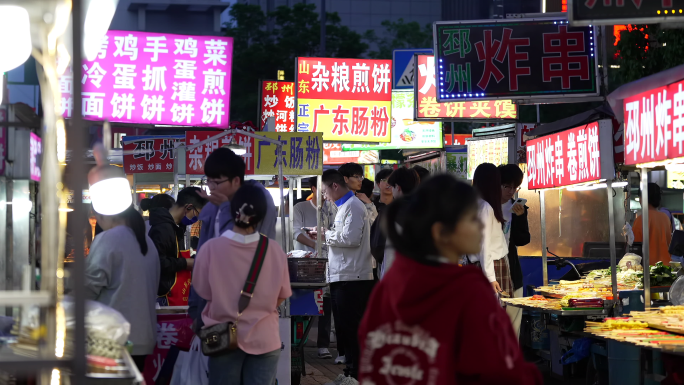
[633,183,672,265]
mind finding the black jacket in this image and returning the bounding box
[508,201,531,290]
[148,207,187,296]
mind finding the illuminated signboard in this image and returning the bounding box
[260,80,295,132]
[185,131,255,175]
[526,120,614,189]
[123,136,183,174]
[295,57,392,142]
[623,79,684,166]
[415,54,516,120]
[61,31,233,127]
[569,0,684,25]
[433,19,598,102]
[343,90,442,151]
[466,137,511,179]
[323,143,378,165]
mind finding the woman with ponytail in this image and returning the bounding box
[85,205,161,371]
[358,174,542,385]
[193,184,292,385]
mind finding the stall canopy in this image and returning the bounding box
[526,104,615,138]
[607,63,684,124]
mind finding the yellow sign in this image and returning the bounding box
[296,99,392,143]
[254,132,324,176]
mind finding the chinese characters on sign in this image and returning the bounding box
[466,137,510,179]
[433,20,597,102]
[323,143,379,165]
[60,31,233,127]
[623,79,684,166]
[261,80,295,132]
[296,57,392,142]
[123,136,182,174]
[571,0,684,25]
[414,54,516,120]
[526,122,602,189]
[185,130,256,175]
[344,90,442,151]
[253,132,324,175]
[29,133,42,182]
[444,134,473,145]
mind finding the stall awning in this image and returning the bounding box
[526,104,614,138]
[607,63,684,124]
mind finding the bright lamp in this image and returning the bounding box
[88,143,132,215]
[83,0,118,61]
[0,6,32,72]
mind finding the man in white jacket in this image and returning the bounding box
[316,169,374,380]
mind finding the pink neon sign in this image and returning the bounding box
[60,30,233,128]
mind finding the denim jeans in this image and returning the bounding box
[208,348,280,385]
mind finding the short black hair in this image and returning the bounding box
[177,187,208,210]
[388,167,419,194]
[646,182,662,208]
[140,194,174,211]
[359,179,375,199]
[231,184,267,229]
[204,148,245,183]
[322,169,347,188]
[307,176,318,189]
[375,168,393,185]
[412,165,430,183]
[499,164,524,188]
[338,163,363,178]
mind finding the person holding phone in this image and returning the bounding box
[499,164,530,339]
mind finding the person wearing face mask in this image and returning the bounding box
[143,187,207,305]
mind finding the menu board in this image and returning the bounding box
[466,137,509,179]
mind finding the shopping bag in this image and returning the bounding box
[180,336,209,385]
[169,350,188,385]
[164,249,193,306]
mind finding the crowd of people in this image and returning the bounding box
[82,147,544,384]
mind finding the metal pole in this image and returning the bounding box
[641,168,651,309]
[601,25,609,93]
[540,190,548,286]
[316,175,322,258]
[536,104,541,123]
[607,180,618,303]
[288,178,295,252]
[71,0,87,380]
[278,144,287,251]
[173,151,179,199]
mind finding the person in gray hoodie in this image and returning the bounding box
[85,205,160,371]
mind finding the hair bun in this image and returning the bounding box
[235,203,257,226]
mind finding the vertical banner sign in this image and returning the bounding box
[466,137,509,179]
[623,79,684,166]
[526,122,602,189]
[29,133,42,182]
[343,90,443,151]
[60,31,233,127]
[414,54,517,120]
[323,143,379,164]
[260,80,295,132]
[185,131,256,175]
[295,57,392,142]
[569,0,684,26]
[253,132,323,175]
[433,19,598,102]
[122,136,182,174]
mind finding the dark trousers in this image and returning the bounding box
[318,296,331,348]
[330,280,374,379]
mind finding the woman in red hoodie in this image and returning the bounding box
[358,175,542,385]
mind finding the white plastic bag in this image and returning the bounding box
[180,336,209,385]
[623,222,635,246]
[169,350,188,385]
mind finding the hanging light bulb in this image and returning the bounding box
[88,143,131,215]
[0,6,32,73]
[222,136,246,155]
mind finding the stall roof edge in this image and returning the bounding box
[526,103,614,138]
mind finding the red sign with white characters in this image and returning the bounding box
[518,123,536,148]
[623,79,684,165]
[527,122,602,189]
[185,130,255,175]
[322,143,378,165]
[444,134,473,145]
[123,137,181,174]
[260,81,295,132]
[415,54,517,120]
